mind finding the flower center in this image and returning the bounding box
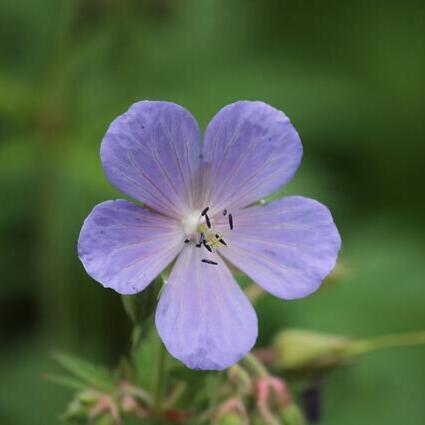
[182,210,201,236]
[181,206,233,264]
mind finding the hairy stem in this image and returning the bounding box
[349,331,425,355]
[241,353,269,378]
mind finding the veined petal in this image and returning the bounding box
[155,247,258,370]
[101,101,201,218]
[220,196,341,299]
[78,200,183,295]
[201,101,302,213]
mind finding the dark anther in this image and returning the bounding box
[223,209,227,216]
[219,238,227,246]
[203,240,212,252]
[215,234,220,238]
[184,239,190,243]
[195,243,202,248]
[201,259,218,265]
[205,214,211,229]
[201,206,209,216]
[228,214,233,230]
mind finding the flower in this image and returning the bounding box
[78,101,341,370]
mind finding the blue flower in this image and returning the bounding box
[78,101,341,370]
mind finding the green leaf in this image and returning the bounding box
[132,328,158,389]
[44,373,87,391]
[52,351,115,392]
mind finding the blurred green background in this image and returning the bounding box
[1,0,424,423]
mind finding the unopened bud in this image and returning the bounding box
[61,390,102,420]
[61,398,90,420]
[274,329,353,371]
[217,411,246,425]
[78,390,100,404]
[255,376,294,425]
[93,414,115,425]
[215,399,248,425]
[275,329,425,373]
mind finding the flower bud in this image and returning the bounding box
[214,399,248,425]
[79,390,100,404]
[217,411,247,425]
[61,398,90,420]
[93,414,115,425]
[274,329,353,372]
[275,329,425,374]
[255,376,300,425]
[61,390,100,420]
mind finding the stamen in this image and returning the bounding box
[184,239,190,244]
[203,240,213,252]
[223,209,227,216]
[201,206,209,216]
[199,233,205,244]
[228,214,233,230]
[201,259,218,265]
[205,214,211,229]
[195,243,202,248]
[219,238,227,246]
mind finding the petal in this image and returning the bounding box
[155,246,258,370]
[219,196,341,300]
[78,200,183,295]
[101,101,201,218]
[201,101,302,212]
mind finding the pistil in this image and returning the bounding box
[182,206,232,265]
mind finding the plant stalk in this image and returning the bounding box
[152,338,167,419]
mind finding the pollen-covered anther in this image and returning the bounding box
[203,230,227,252]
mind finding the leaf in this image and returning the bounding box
[44,373,87,391]
[132,329,158,389]
[52,351,115,392]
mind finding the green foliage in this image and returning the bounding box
[131,328,158,390]
[52,352,115,392]
[44,374,88,391]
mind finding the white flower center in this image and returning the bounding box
[182,210,202,236]
[181,207,233,261]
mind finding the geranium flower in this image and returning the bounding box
[78,101,341,370]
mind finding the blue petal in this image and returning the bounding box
[78,200,183,294]
[220,196,341,299]
[201,101,302,213]
[155,246,258,370]
[101,101,201,218]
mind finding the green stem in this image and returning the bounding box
[131,324,142,352]
[349,331,425,355]
[152,338,167,418]
[164,382,186,409]
[229,364,253,395]
[241,353,269,378]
